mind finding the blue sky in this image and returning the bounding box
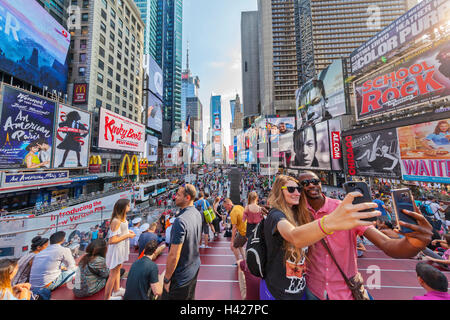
[182,0,257,147]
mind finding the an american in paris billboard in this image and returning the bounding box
[98,108,145,153]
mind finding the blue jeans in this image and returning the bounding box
[47,269,76,291]
[31,287,51,300]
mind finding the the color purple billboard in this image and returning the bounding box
[0,0,71,93]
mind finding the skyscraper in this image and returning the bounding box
[134,0,182,145]
[210,95,222,162]
[241,11,261,120]
[295,0,409,81]
[258,0,299,117]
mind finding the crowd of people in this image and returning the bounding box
[1,167,449,301]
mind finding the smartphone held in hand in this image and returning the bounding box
[391,189,418,233]
[343,182,377,222]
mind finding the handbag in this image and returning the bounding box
[321,239,370,300]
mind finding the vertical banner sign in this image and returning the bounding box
[73,84,88,104]
[328,119,343,171]
[0,85,55,169]
[53,104,91,168]
[397,119,450,183]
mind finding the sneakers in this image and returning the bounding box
[205,246,212,248]
[108,296,122,300]
[199,244,205,248]
[111,287,125,297]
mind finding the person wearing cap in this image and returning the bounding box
[138,222,159,256]
[129,217,142,250]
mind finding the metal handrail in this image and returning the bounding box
[0,208,165,238]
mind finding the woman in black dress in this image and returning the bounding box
[57,111,89,167]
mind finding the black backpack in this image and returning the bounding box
[245,212,270,278]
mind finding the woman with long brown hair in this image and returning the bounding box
[261,175,379,300]
[104,199,135,300]
[73,239,110,298]
[243,191,263,237]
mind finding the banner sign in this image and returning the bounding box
[73,84,88,104]
[0,85,56,169]
[147,134,158,162]
[328,119,343,171]
[344,129,402,178]
[98,108,145,153]
[1,171,69,189]
[354,38,450,120]
[350,0,450,73]
[397,118,450,183]
[147,94,163,132]
[53,104,91,168]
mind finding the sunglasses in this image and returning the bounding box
[281,186,302,194]
[300,179,321,187]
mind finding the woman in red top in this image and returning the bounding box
[243,191,263,236]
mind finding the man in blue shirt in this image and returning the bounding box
[161,184,202,300]
[373,193,391,221]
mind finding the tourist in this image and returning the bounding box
[223,198,247,266]
[413,262,450,300]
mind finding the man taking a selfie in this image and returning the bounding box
[297,171,433,300]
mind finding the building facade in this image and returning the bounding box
[37,0,69,28]
[295,0,409,80]
[258,0,299,117]
[241,11,261,120]
[67,0,144,156]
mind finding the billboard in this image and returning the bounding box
[53,104,91,169]
[328,119,343,171]
[143,54,163,100]
[354,38,450,120]
[290,121,331,170]
[344,129,402,179]
[0,85,55,169]
[350,0,450,74]
[397,118,450,183]
[0,0,70,93]
[296,59,347,130]
[98,108,145,153]
[147,135,158,162]
[147,93,163,132]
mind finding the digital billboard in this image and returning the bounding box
[98,108,145,153]
[354,38,450,121]
[350,0,450,74]
[397,118,450,183]
[147,93,163,132]
[147,134,158,162]
[296,59,347,130]
[143,54,163,101]
[0,0,70,93]
[0,85,56,169]
[344,128,402,179]
[53,104,91,169]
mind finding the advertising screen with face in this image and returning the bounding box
[296,59,347,130]
[290,121,331,170]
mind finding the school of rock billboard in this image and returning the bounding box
[0,85,56,169]
[53,104,91,169]
[354,37,450,121]
[345,118,450,183]
[98,108,145,153]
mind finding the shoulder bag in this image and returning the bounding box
[321,239,370,300]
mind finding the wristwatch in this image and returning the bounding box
[163,276,171,284]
